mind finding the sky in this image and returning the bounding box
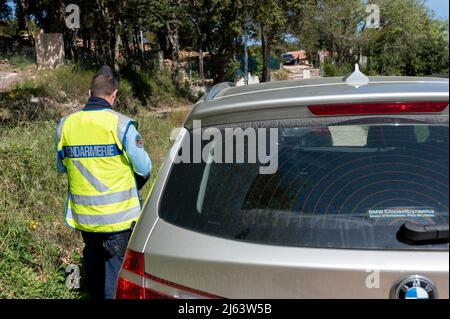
[425,0,449,20]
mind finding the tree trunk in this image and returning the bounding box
[261,24,270,82]
[122,33,132,60]
[244,35,248,85]
[17,0,27,34]
[83,31,88,51]
[199,46,205,87]
[114,28,121,72]
[193,21,206,87]
[243,0,249,85]
[112,21,123,72]
[18,0,34,45]
[108,28,115,66]
[213,52,232,83]
[96,33,102,64]
[166,21,180,88]
[65,29,76,61]
[133,28,139,55]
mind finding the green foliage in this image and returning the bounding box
[323,59,352,77]
[361,0,449,76]
[249,0,287,41]
[0,54,35,70]
[226,60,242,81]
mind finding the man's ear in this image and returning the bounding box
[88,89,92,97]
[111,89,118,104]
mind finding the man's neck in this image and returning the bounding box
[84,96,112,110]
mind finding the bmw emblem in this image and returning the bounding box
[391,275,438,299]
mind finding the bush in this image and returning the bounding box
[323,60,352,77]
[271,68,292,81]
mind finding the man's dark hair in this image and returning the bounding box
[90,74,119,97]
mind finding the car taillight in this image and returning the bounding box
[122,248,144,276]
[308,101,448,116]
[115,249,222,299]
[116,277,145,299]
[115,249,145,299]
[143,273,222,299]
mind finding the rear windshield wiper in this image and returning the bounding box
[398,222,449,245]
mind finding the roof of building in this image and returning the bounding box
[285,50,308,60]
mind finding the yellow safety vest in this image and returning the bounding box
[56,109,141,233]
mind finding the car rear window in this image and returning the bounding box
[159,117,449,250]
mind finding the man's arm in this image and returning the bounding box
[56,151,66,173]
[123,124,152,178]
[55,122,66,174]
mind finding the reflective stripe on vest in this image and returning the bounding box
[72,160,111,193]
[67,204,141,225]
[105,109,136,145]
[70,187,138,206]
[57,109,140,233]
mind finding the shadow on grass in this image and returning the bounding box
[120,64,153,106]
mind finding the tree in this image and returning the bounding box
[2,0,448,83]
[283,0,321,65]
[195,0,245,83]
[362,0,448,76]
[249,0,286,82]
[315,0,365,67]
[186,0,208,86]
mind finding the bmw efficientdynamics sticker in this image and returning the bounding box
[368,208,436,219]
[391,275,438,299]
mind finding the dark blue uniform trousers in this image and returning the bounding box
[81,230,131,299]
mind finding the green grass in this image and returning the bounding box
[1,64,193,125]
[0,55,36,70]
[0,121,83,298]
[138,110,188,198]
[0,109,188,298]
[0,62,191,298]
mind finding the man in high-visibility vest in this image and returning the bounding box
[56,67,151,299]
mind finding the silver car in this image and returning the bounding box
[115,72,449,299]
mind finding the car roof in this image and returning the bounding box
[186,76,449,128]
